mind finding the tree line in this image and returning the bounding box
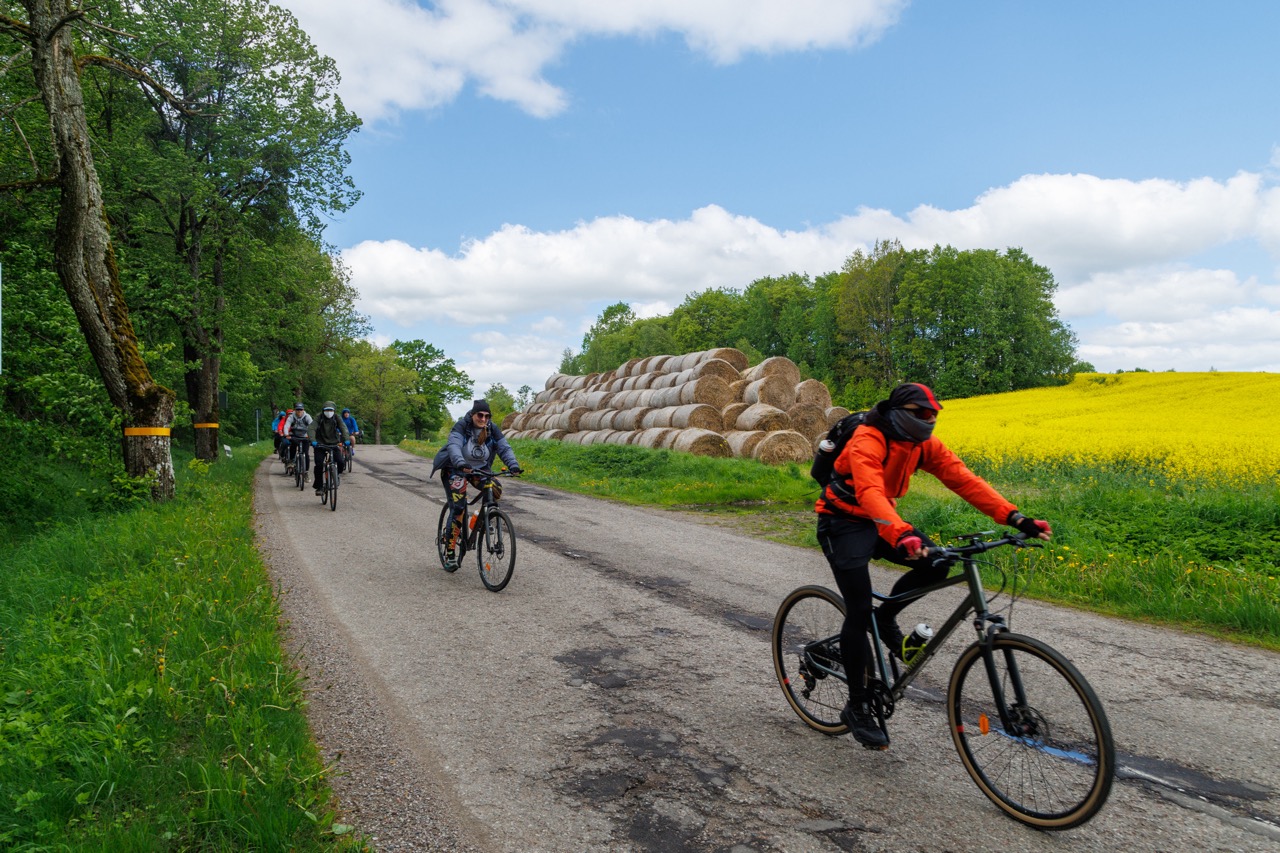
[562,240,1089,409]
[0,0,470,500]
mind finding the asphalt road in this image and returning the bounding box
[255,444,1280,852]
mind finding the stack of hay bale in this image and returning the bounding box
[501,348,850,464]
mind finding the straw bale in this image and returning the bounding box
[786,402,828,442]
[611,407,653,431]
[680,376,733,410]
[741,356,802,386]
[752,430,814,465]
[579,391,615,410]
[696,347,749,370]
[728,379,749,401]
[794,378,833,409]
[633,427,674,448]
[578,410,609,431]
[647,355,674,373]
[537,429,568,441]
[560,431,589,445]
[743,375,796,409]
[631,373,657,389]
[650,372,679,389]
[650,386,682,408]
[723,430,767,458]
[694,358,743,383]
[604,430,633,445]
[657,429,682,449]
[669,403,724,431]
[641,408,673,428]
[670,428,732,458]
[825,406,851,426]
[735,403,791,432]
[722,402,749,426]
[620,357,645,378]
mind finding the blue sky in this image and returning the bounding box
[279,0,1280,412]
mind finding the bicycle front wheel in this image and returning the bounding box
[477,509,516,592]
[436,503,459,572]
[771,586,849,735]
[328,462,338,511]
[948,632,1114,829]
[294,454,303,489]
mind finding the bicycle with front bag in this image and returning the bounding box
[772,531,1114,829]
[436,468,518,591]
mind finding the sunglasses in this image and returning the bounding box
[904,406,937,420]
[473,412,491,420]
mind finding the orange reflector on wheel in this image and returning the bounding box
[979,714,991,735]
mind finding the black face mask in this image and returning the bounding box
[889,408,935,443]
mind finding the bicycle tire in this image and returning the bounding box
[477,509,516,592]
[294,451,303,489]
[948,632,1114,829]
[771,585,849,735]
[328,461,338,511]
[436,503,460,572]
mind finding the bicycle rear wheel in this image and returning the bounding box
[948,632,1114,829]
[477,509,516,592]
[771,585,849,735]
[436,503,459,572]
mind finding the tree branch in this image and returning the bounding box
[0,176,58,192]
[0,14,32,39]
[77,53,201,118]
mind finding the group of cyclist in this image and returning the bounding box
[271,381,1052,753]
[271,402,362,494]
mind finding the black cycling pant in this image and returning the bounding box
[816,514,945,702]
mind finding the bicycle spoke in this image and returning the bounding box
[772,587,849,734]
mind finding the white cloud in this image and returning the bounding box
[344,169,1280,376]
[276,0,904,120]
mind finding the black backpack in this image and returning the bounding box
[809,410,870,485]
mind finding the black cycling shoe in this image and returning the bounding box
[841,698,889,750]
[877,619,906,662]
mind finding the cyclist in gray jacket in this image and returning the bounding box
[309,401,351,494]
[283,403,313,473]
[431,399,522,565]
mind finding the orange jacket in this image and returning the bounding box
[815,424,1017,547]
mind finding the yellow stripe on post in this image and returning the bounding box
[123,427,172,436]
[193,423,219,428]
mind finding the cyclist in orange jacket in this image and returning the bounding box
[815,382,1051,748]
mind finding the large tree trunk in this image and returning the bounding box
[181,245,224,462]
[22,0,176,499]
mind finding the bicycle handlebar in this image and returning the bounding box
[924,532,1042,566]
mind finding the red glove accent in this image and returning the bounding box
[897,535,925,559]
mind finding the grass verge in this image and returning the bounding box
[0,444,366,851]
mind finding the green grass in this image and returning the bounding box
[402,437,1280,650]
[0,444,366,851]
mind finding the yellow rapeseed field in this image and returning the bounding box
[934,372,1280,486]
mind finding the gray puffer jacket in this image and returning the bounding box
[431,416,518,476]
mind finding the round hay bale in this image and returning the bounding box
[670,428,732,458]
[722,402,750,426]
[752,430,813,465]
[560,431,589,445]
[641,408,674,428]
[669,403,724,431]
[696,347,749,371]
[741,356,801,386]
[692,358,742,383]
[631,372,657,389]
[650,372,680,389]
[578,410,609,431]
[650,386,683,408]
[743,375,796,409]
[825,405,851,426]
[611,407,653,431]
[735,402,791,432]
[620,357,645,378]
[794,378,833,409]
[728,378,750,401]
[724,429,767,458]
[647,355,674,373]
[579,391,615,410]
[537,429,568,440]
[786,402,828,441]
[678,376,733,410]
[633,427,673,448]
[604,430,632,445]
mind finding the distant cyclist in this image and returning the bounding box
[309,401,351,494]
[431,399,522,566]
[340,408,360,460]
[271,409,288,457]
[283,402,313,474]
[814,382,1051,748]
